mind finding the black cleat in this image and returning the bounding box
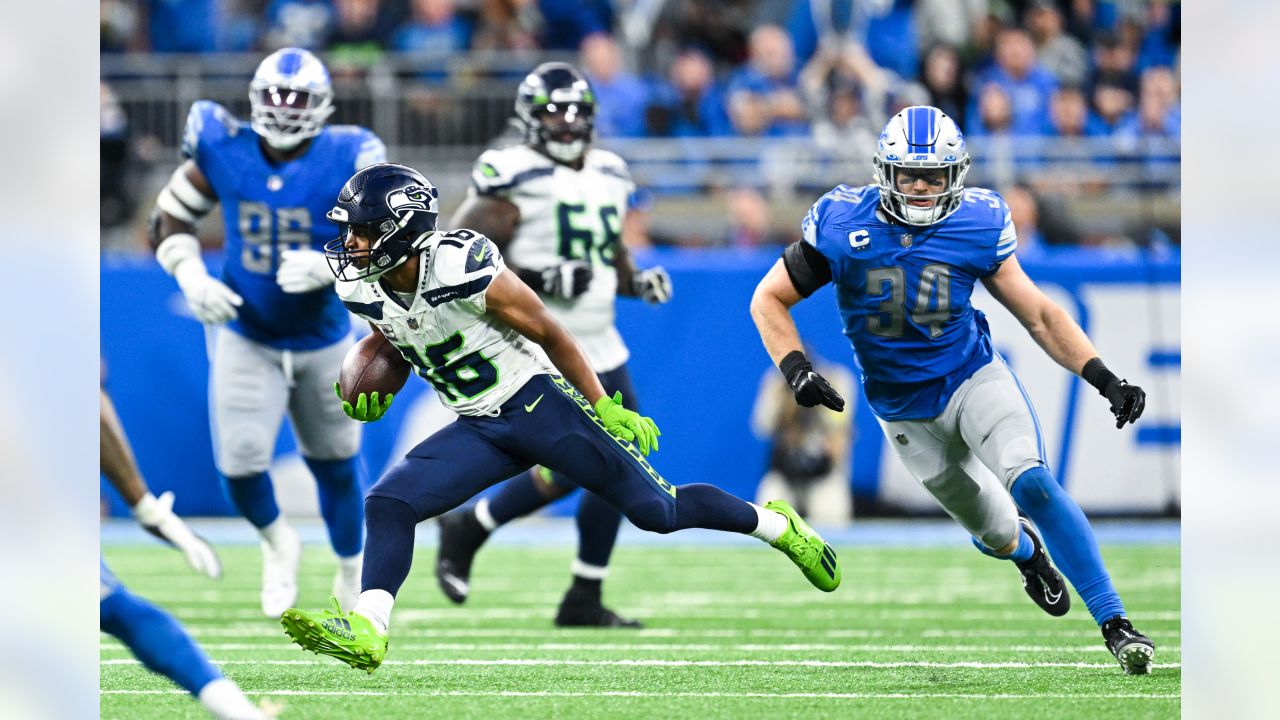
[1101,616,1155,675]
[1014,518,1071,617]
[435,509,491,605]
[554,587,642,629]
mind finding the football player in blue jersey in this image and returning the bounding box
[750,106,1156,674]
[101,390,269,719]
[149,48,387,618]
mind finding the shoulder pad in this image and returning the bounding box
[586,149,633,185]
[471,146,553,197]
[424,229,504,308]
[959,187,1009,230]
[802,184,874,247]
[181,101,244,162]
[326,125,387,171]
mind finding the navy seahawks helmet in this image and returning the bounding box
[325,163,440,282]
[515,62,596,164]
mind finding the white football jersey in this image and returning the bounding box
[468,143,635,372]
[336,229,555,417]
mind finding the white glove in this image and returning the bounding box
[277,248,336,294]
[133,491,223,579]
[174,261,243,325]
[540,260,594,300]
[632,266,673,304]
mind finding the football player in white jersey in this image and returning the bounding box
[149,48,386,617]
[280,163,840,673]
[432,63,672,627]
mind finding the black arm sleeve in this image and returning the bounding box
[781,241,833,298]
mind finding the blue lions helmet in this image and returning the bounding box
[249,47,335,151]
[872,105,972,226]
[325,164,440,282]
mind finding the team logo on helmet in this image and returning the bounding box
[386,184,437,216]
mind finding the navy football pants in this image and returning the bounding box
[369,374,680,533]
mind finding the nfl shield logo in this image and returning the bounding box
[406,317,419,330]
[900,233,913,248]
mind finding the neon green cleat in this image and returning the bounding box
[765,500,842,592]
[280,597,388,674]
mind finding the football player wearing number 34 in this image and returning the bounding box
[751,105,1154,675]
[435,63,672,628]
[149,48,387,619]
[279,163,840,674]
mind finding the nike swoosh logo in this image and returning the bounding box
[1045,585,1063,604]
[524,394,544,413]
[473,247,486,262]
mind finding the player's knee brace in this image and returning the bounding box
[623,498,678,534]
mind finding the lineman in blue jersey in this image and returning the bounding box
[149,48,387,618]
[751,106,1156,675]
[101,390,268,719]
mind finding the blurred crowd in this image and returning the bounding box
[101,0,1180,252]
[103,0,1180,143]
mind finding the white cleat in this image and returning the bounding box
[333,553,362,612]
[260,524,301,618]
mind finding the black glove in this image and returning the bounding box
[1082,357,1146,429]
[778,350,845,412]
[540,260,593,300]
[631,266,672,304]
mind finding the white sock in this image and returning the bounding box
[338,553,362,577]
[354,589,394,633]
[571,559,609,580]
[748,503,788,543]
[198,678,263,720]
[474,498,499,532]
[258,517,291,548]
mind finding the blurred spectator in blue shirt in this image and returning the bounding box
[1135,1,1179,73]
[920,44,967,129]
[145,0,217,53]
[727,25,809,137]
[1026,0,1088,88]
[782,0,916,80]
[393,0,472,55]
[1045,85,1089,138]
[1090,30,1139,95]
[580,33,650,138]
[1115,66,1179,140]
[539,0,611,51]
[265,0,335,50]
[969,27,1057,136]
[969,82,1015,138]
[646,49,733,137]
[1086,72,1135,137]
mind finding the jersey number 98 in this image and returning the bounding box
[239,203,311,274]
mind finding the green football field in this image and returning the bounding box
[101,533,1179,719]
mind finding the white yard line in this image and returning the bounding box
[100,642,1183,654]
[102,658,1182,669]
[102,689,1180,700]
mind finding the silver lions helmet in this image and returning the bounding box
[872,105,971,226]
[249,47,335,151]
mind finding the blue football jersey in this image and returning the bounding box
[181,101,387,350]
[802,184,1017,420]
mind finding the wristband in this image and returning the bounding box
[1081,357,1119,395]
[778,350,811,384]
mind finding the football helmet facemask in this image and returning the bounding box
[872,105,971,226]
[515,62,596,165]
[325,163,440,283]
[249,47,335,151]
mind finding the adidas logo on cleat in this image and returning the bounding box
[322,617,356,641]
[819,545,838,580]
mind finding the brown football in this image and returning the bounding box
[338,332,412,402]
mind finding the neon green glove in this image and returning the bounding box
[593,391,661,455]
[334,381,394,423]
